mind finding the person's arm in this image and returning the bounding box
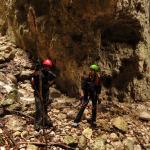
[30,70,40,90]
[48,70,56,86]
[79,88,84,97]
[95,73,102,94]
[81,75,89,90]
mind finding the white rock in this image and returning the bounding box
[0,81,13,93]
[82,128,92,139]
[13,131,21,137]
[0,147,6,150]
[0,129,3,134]
[50,131,56,136]
[0,45,12,51]
[21,131,28,138]
[26,144,38,150]
[134,145,142,150]
[109,133,119,141]
[139,111,150,121]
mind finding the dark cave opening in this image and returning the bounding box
[101,23,142,46]
[30,0,50,16]
[102,75,112,88]
[70,32,83,43]
[114,57,139,90]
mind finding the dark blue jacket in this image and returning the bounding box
[31,69,56,95]
[81,74,102,94]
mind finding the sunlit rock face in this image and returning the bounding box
[1,0,150,100]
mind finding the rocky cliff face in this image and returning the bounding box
[1,0,150,100]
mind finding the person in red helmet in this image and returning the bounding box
[43,59,53,67]
[31,58,56,131]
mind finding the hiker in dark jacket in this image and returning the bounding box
[31,59,56,131]
[72,64,102,128]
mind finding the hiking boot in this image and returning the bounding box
[87,118,92,124]
[87,119,97,128]
[91,122,97,128]
[45,120,53,128]
[72,122,79,128]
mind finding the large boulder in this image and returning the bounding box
[91,137,106,150]
[112,116,128,132]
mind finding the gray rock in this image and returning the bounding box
[1,90,18,106]
[19,97,35,104]
[0,98,14,106]
[105,144,114,150]
[5,116,26,131]
[139,111,150,121]
[21,131,28,138]
[20,70,33,79]
[0,45,12,51]
[7,103,21,111]
[57,113,67,120]
[112,117,128,132]
[7,74,17,84]
[91,137,106,150]
[0,129,3,134]
[0,81,14,93]
[26,144,38,150]
[123,138,135,150]
[50,87,61,98]
[111,141,124,150]
[109,133,119,141]
[13,131,21,137]
[64,135,77,145]
[4,51,16,60]
[82,127,93,139]
[134,145,142,150]
[0,72,6,82]
[78,135,87,148]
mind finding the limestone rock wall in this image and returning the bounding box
[0,0,9,35]
[1,0,150,100]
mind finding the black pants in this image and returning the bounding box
[34,91,50,125]
[74,90,98,123]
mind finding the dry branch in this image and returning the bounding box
[19,141,84,150]
[3,108,34,120]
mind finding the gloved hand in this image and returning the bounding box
[31,77,35,87]
[79,96,84,101]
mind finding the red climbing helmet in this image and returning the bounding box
[42,59,53,67]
